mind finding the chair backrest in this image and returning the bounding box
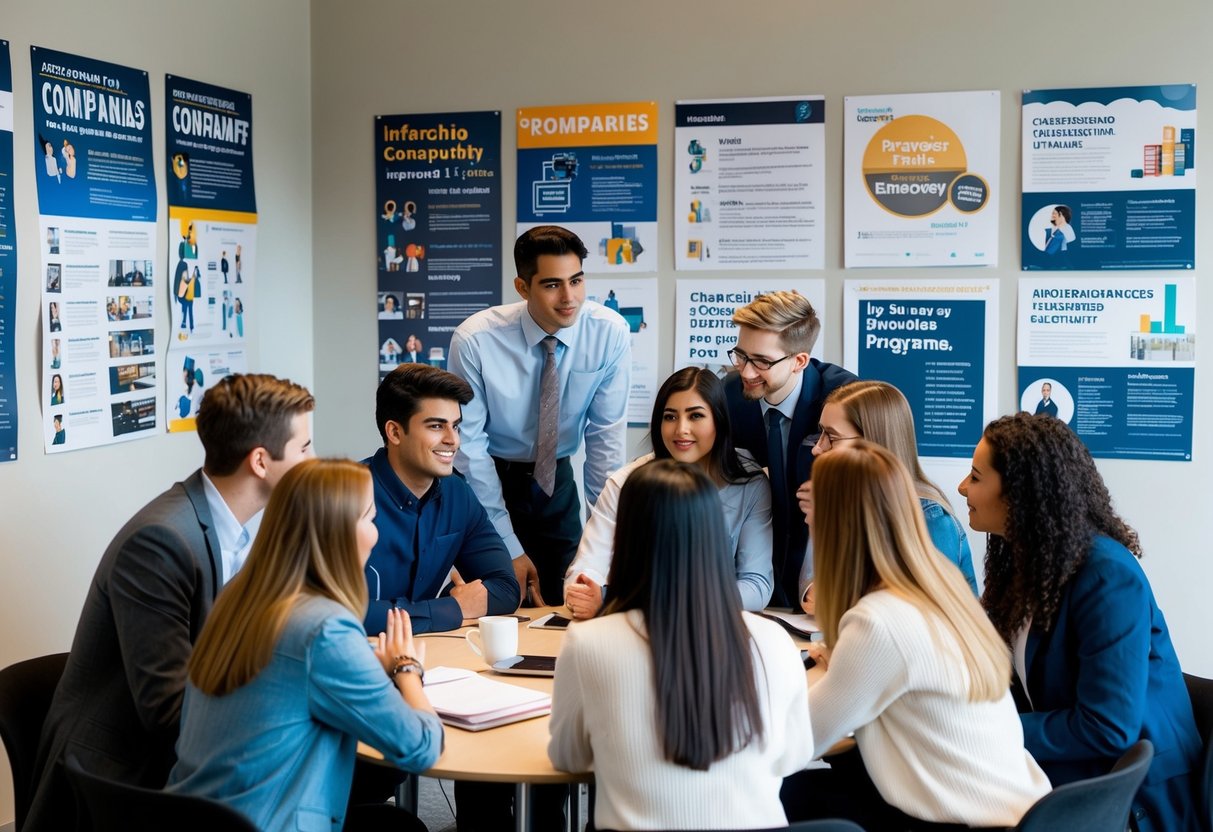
[1184,673,1213,832]
[1014,739,1154,832]
[598,822,866,832]
[65,755,258,832]
[0,652,69,830]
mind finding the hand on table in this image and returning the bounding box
[565,574,603,620]
[450,571,489,619]
[513,553,546,606]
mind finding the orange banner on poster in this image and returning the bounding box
[517,102,658,149]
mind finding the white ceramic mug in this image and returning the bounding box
[465,615,519,665]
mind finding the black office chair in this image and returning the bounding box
[65,754,259,832]
[0,652,69,831]
[1184,673,1213,832]
[1012,739,1153,832]
[598,822,864,832]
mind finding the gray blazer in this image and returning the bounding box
[25,470,221,832]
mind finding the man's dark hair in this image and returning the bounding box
[514,225,588,283]
[376,364,473,443]
[196,374,315,476]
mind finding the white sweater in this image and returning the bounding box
[548,610,813,831]
[808,590,1051,827]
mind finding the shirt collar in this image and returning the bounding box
[369,447,444,509]
[200,471,249,556]
[758,370,804,422]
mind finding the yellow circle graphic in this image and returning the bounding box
[862,115,967,217]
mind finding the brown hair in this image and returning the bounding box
[196,374,314,476]
[188,459,371,696]
[731,290,820,355]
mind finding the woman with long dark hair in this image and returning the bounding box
[961,413,1201,832]
[549,460,811,830]
[563,366,772,617]
[168,459,442,831]
[785,441,1049,830]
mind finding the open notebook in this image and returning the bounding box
[423,667,551,731]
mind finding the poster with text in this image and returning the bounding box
[674,96,825,270]
[844,279,998,460]
[165,76,255,432]
[674,279,828,374]
[0,41,16,461]
[1021,85,1196,271]
[31,47,159,452]
[517,102,657,272]
[376,111,501,376]
[845,91,999,268]
[1017,277,1194,461]
[586,277,658,427]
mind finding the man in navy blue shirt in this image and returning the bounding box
[363,363,519,635]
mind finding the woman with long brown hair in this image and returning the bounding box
[168,459,442,831]
[784,441,1049,831]
[961,413,1201,832]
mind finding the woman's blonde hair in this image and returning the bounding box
[189,458,371,696]
[812,441,1009,701]
[824,380,953,511]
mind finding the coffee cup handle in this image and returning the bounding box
[466,629,484,657]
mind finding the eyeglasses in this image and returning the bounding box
[809,431,861,451]
[727,348,794,372]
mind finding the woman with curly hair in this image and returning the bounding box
[960,413,1201,832]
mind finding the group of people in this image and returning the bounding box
[24,225,1203,832]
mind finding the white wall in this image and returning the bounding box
[311,0,1213,676]
[0,0,313,822]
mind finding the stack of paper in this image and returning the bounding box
[423,667,551,731]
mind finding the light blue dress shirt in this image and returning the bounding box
[449,300,631,557]
[200,472,261,585]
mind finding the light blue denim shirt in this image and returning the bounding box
[168,596,443,831]
[449,300,631,557]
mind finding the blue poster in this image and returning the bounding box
[32,47,160,453]
[1017,277,1195,461]
[374,111,502,376]
[853,299,988,459]
[30,47,156,221]
[164,76,256,433]
[1021,85,1196,271]
[0,40,17,461]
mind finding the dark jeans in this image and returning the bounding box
[781,748,1000,831]
[494,456,581,605]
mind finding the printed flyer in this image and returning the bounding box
[844,279,999,460]
[1021,85,1196,271]
[1017,276,1195,460]
[844,91,1000,268]
[517,102,657,273]
[376,111,501,376]
[0,41,16,461]
[164,75,255,431]
[586,277,658,427]
[674,279,827,373]
[31,47,158,453]
[674,96,825,270]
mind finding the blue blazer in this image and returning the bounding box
[168,596,444,832]
[1017,535,1201,832]
[725,359,856,605]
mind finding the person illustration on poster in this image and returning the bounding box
[379,294,403,320]
[402,200,417,231]
[178,362,205,419]
[50,339,61,370]
[172,152,191,202]
[404,334,423,364]
[39,136,60,182]
[405,243,423,273]
[1034,382,1059,418]
[604,290,620,312]
[221,251,230,283]
[61,140,77,179]
[222,290,232,334]
[383,235,403,271]
[50,373,64,406]
[178,266,198,339]
[1044,205,1076,255]
[234,244,243,283]
[52,415,65,446]
[380,338,402,366]
[48,302,61,332]
[234,298,245,337]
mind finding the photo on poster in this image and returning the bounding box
[845,91,1000,268]
[1022,85,1196,271]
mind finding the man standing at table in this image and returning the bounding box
[725,291,856,607]
[362,363,519,635]
[449,225,631,607]
[26,374,315,832]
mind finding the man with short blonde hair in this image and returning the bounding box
[725,290,855,606]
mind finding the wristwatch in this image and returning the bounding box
[391,655,425,683]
